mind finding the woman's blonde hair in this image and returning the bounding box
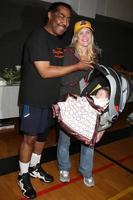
[71,29,101,64]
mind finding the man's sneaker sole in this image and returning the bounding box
[29,164,54,183]
[18,182,36,199]
[18,173,36,199]
[29,172,53,183]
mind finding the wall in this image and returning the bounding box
[96,0,133,23]
[94,15,133,70]
[0,0,133,71]
[0,0,49,66]
[43,0,133,23]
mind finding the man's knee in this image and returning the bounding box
[23,134,37,145]
[37,135,47,142]
[37,128,50,142]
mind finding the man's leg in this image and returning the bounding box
[18,105,54,199]
[18,135,37,199]
[29,136,54,183]
[29,141,45,168]
[19,135,37,163]
[28,107,54,183]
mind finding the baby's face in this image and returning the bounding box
[96,89,108,99]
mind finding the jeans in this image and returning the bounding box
[57,129,94,178]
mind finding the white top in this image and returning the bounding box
[91,95,109,109]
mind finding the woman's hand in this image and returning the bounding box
[95,130,105,143]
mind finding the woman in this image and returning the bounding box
[57,20,101,187]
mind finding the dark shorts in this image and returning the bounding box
[20,105,55,138]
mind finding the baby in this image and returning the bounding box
[91,88,110,109]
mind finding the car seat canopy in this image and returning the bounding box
[81,64,132,130]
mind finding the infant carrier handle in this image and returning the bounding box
[82,64,120,130]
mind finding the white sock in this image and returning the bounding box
[30,153,41,167]
[19,161,30,175]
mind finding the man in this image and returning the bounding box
[18,2,91,199]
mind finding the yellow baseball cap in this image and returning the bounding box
[74,20,93,34]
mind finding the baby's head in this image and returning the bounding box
[95,88,110,100]
[91,87,110,109]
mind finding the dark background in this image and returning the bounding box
[0,0,133,71]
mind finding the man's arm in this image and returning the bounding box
[34,60,93,78]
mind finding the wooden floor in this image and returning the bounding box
[0,136,133,200]
[0,103,133,200]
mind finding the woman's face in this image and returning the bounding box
[76,28,92,47]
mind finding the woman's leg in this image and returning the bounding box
[57,129,71,171]
[79,144,94,178]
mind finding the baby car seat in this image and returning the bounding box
[81,64,132,130]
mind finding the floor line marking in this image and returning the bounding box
[108,186,133,200]
[19,153,133,200]
[95,150,133,173]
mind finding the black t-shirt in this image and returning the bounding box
[19,27,64,107]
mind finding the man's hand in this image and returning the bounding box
[34,60,94,79]
[77,60,94,70]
